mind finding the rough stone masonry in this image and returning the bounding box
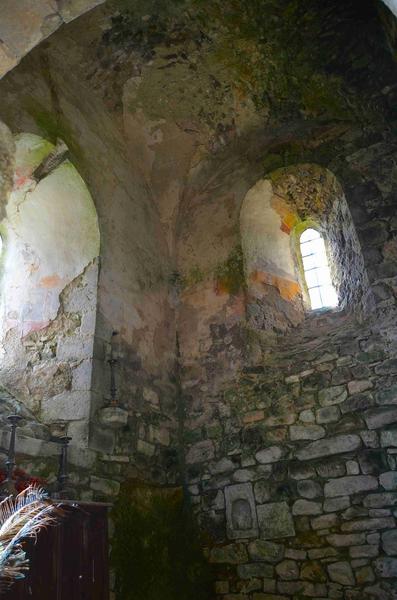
[0,1,396,599]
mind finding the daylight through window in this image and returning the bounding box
[300,228,338,310]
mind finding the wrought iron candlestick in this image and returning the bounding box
[108,330,119,406]
[1,414,22,496]
[54,435,72,499]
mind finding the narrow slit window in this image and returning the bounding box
[300,228,338,310]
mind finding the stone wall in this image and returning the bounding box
[185,307,397,599]
[0,1,396,598]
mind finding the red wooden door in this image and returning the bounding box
[1,503,109,600]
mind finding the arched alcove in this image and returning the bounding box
[0,132,100,445]
[240,164,370,331]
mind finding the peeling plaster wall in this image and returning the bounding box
[0,132,100,446]
[0,12,179,481]
[240,178,304,331]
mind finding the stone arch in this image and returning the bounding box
[240,163,369,331]
[0,132,100,446]
[0,1,106,80]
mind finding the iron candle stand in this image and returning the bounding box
[2,414,22,496]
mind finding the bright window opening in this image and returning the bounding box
[300,228,338,310]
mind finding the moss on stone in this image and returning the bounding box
[214,245,246,296]
[111,481,213,600]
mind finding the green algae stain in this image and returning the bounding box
[214,245,246,296]
[111,481,213,600]
[25,102,86,168]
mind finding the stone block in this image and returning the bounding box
[88,423,115,454]
[237,577,262,593]
[300,560,327,582]
[324,475,378,498]
[210,458,235,474]
[66,419,89,448]
[71,359,93,392]
[257,502,295,539]
[340,392,375,414]
[98,406,129,429]
[374,557,397,578]
[263,579,277,593]
[376,384,397,406]
[380,429,397,447]
[237,563,274,578]
[308,547,337,559]
[381,529,397,555]
[327,561,355,586]
[364,407,397,430]
[346,460,360,475]
[276,580,304,596]
[149,426,170,446]
[210,544,248,564]
[225,483,259,540]
[16,435,59,458]
[342,517,395,532]
[318,386,347,407]
[311,513,339,530]
[285,548,306,560]
[297,480,322,499]
[292,499,322,516]
[355,565,375,585]
[275,560,299,580]
[248,539,284,563]
[379,471,397,490]
[90,475,120,497]
[289,425,325,441]
[289,463,316,480]
[243,410,265,424]
[316,459,346,478]
[255,446,283,464]
[358,449,387,475]
[348,380,373,394]
[324,496,350,512]
[363,492,397,508]
[316,405,340,424]
[233,469,256,483]
[375,359,397,375]
[41,390,91,423]
[299,409,315,423]
[186,439,215,463]
[327,533,366,547]
[349,545,379,558]
[360,430,379,448]
[137,439,155,457]
[296,434,361,461]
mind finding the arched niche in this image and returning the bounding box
[240,164,370,332]
[0,132,100,445]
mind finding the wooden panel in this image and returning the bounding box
[2,505,109,600]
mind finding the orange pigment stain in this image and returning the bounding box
[251,270,300,301]
[39,274,63,288]
[270,195,299,235]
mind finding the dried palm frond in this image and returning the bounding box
[0,485,61,590]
